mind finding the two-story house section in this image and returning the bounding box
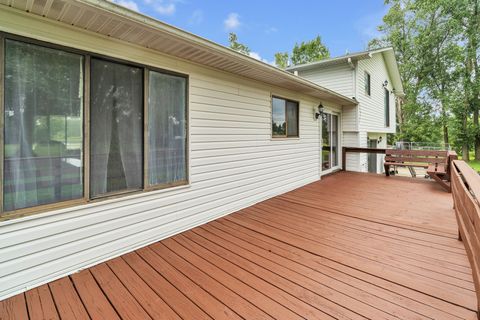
[287,47,404,173]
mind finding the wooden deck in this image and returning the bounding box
[0,171,477,319]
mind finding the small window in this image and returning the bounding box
[384,88,390,127]
[364,72,371,96]
[272,97,299,138]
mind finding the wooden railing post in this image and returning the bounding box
[447,151,458,181]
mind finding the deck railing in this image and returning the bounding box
[341,147,387,171]
[342,147,457,177]
[451,160,480,314]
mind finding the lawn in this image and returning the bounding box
[459,152,480,172]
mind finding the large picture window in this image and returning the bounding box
[90,59,143,197]
[1,35,188,217]
[272,96,299,138]
[4,40,84,211]
[148,71,187,186]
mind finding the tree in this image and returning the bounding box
[291,36,330,65]
[274,52,289,69]
[228,32,250,55]
[274,35,330,68]
[369,0,480,161]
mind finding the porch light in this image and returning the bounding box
[315,103,324,120]
[382,80,389,88]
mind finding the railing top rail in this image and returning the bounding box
[453,160,480,201]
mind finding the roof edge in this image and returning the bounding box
[286,47,394,71]
[73,0,357,106]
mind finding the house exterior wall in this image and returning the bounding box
[297,64,354,98]
[295,53,399,173]
[356,54,396,134]
[0,8,342,300]
[342,132,360,171]
[367,132,387,173]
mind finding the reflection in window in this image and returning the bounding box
[322,113,338,170]
[272,97,298,137]
[286,101,298,137]
[148,71,187,186]
[272,97,286,136]
[322,113,331,170]
[384,88,390,127]
[365,72,371,96]
[4,40,84,211]
[90,59,143,197]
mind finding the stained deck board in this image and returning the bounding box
[0,172,477,319]
[25,285,59,320]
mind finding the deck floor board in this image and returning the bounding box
[0,172,477,319]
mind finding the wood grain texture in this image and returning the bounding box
[452,160,480,315]
[0,172,477,320]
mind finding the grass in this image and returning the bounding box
[459,152,480,172]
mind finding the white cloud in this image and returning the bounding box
[156,3,175,15]
[224,13,241,31]
[189,9,204,25]
[115,0,139,11]
[249,51,275,66]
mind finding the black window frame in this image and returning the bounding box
[0,32,189,220]
[364,72,371,96]
[271,95,299,138]
[384,87,390,127]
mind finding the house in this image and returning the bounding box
[287,48,404,174]
[1,2,479,319]
[0,0,359,301]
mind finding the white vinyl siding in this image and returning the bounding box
[342,132,360,171]
[0,9,336,300]
[367,132,387,174]
[297,64,354,98]
[341,105,358,132]
[356,54,396,134]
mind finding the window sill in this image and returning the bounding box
[271,136,300,141]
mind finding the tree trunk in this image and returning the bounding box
[463,144,470,162]
[462,101,470,162]
[443,124,449,145]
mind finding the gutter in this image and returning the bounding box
[73,0,357,106]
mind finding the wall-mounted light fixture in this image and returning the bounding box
[382,80,389,88]
[315,103,324,120]
[378,136,383,143]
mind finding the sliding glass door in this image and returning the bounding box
[321,113,339,171]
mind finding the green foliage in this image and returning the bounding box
[371,0,480,158]
[228,32,250,55]
[291,36,330,65]
[274,35,330,68]
[274,52,289,69]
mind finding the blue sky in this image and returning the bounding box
[113,0,388,64]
